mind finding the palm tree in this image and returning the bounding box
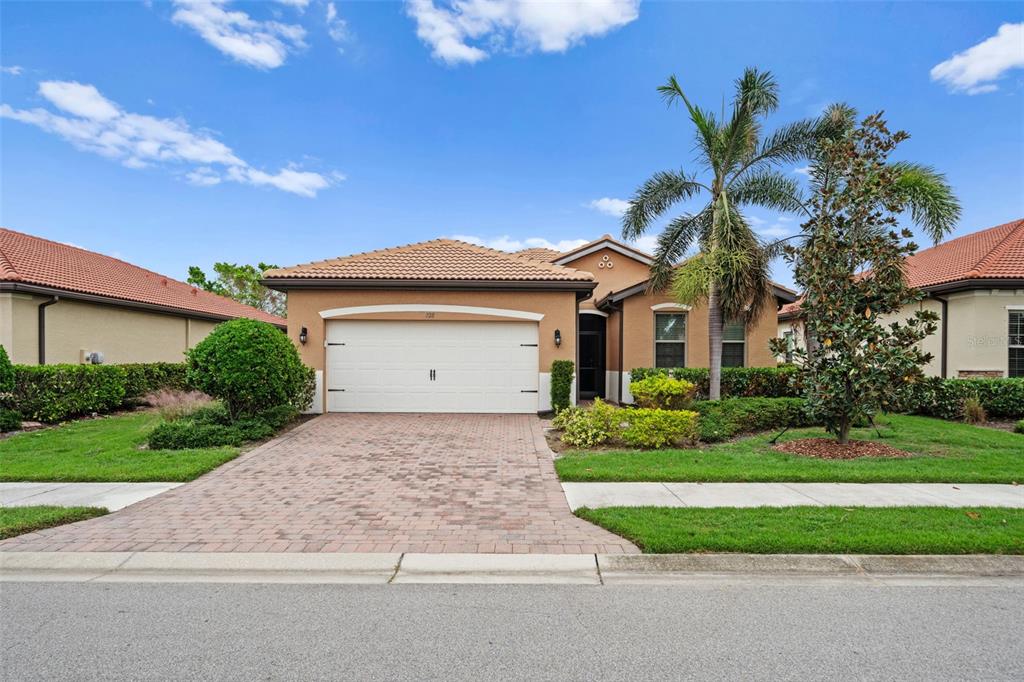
[622,68,830,399]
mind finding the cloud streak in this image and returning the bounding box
[587,197,630,217]
[171,0,307,69]
[931,22,1024,95]
[406,0,640,65]
[1,80,338,197]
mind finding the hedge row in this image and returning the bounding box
[629,367,1024,419]
[9,362,188,423]
[629,366,800,399]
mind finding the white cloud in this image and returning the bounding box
[793,166,810,176]
[587,197,630,217]
[325,1,348,46]
[749,214,795,239]
[630,234,658,254]
[1,79,339,197]
[930,23,1024,95]
[405,0,640,65]
[171,0,307,69]
[449,234,590,252]
[1,65,24,76]
[275,0,310,8]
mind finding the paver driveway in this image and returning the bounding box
[0,414,637,554]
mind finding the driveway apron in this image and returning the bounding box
[0,414,637,554]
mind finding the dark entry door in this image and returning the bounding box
[578,314,606,399]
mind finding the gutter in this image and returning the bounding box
[260,278,598,293]
[37,296,59,364]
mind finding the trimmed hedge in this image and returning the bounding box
[629,375,697,410]
[621,409,700,449]
[911,377,1024,420]
[146,403,298,450]
[629,366,799,399]
[692,397,815,443]
[11,362,188,423]
[0,408,21,433]
[0,345,13,395]
[550,360,574,414]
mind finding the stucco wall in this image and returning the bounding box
[618,291,778,371]
[283,288,579,372]
[1,292,219,365]
[560,247,650,311]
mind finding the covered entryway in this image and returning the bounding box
[578,313,606,399]
[325,320,539,413]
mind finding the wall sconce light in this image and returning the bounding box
[554,329,562,347]
[299,327,308,345]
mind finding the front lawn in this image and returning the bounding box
[0,412,240,482]
[0,506,108,539]
[576,506,1024,554]
[556,415,1023,483]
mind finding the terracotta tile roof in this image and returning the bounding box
[904,218,1024,288]
[514,247,561,262]
[778,300,803,320]
[0,228,285,326]
[263,239,594,282]
[555,234,654,264]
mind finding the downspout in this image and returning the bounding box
[932,294,948,378]
[37,296,59,365]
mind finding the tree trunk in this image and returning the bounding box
[837,415,850,445]
[708,282,724,400]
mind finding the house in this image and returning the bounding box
[777,218,1024,378]
[262,235,796,414]
[0,228,285,365]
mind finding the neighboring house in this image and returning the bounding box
[263,235,796,414]
[777,218,1024,378]
[0,228,285,366]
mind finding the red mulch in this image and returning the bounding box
[774,438,915,460]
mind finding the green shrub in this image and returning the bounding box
[911,377,1024,420]
[0,345,14,396]
[621,408,700,449]
[0,408,21,432]
[1016,420,1024,435]
[189,402,232,426]
[186,319,312,418]
[147,420,245,450]
[12,365,127,423]
[554,398,621,448]
[692,397,814,442]
[629,375,696,410]
[121,363,188,400]
[550,360,574,414]
[629,366,799,399]
[258,404,300,430]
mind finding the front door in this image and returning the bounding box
[578,314,606,399]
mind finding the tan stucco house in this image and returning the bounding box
[0,228,285,366]
[263,235,796,414]
[777,218,1024,379]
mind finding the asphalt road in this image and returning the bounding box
[2,581,1022,681]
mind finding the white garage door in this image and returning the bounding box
[325,320,539,413]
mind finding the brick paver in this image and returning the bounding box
[0,414,637,554]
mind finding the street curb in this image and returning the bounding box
[2,551,1022,584]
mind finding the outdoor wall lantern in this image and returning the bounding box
[554,329,562,347]
[299,327,308,345]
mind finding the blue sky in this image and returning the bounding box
[2,1,1022,289]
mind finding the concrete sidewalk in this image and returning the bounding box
[561,482,1024,510]
[0,483,181,511]
[2,551,1021,585]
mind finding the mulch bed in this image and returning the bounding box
[774,438,915,460]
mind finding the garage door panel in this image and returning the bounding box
[326,320,539,413]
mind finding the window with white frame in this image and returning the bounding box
[655,313,686,368]
[782,330,794,364]
[722,319,746,368]
[1010,310,1024,378]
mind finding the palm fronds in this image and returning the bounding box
[621,170,704,240]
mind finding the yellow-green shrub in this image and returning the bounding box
[629,375,697,410]
[621,408,700,448]
[553,398,622,448]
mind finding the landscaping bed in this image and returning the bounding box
[0,505,108,539]
[556,414,1024,483]
[575,506,1024,554]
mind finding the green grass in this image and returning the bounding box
[576,506,1024,554]
[0,412,240,482]
[0,505,108,539]
[556,415,1024,483]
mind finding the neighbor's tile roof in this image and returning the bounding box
[0,228,285,326]
[264,239,594,282]
[904,218,1024,288]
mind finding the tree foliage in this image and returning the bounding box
[188,262,285,317]
[769,114,945,444]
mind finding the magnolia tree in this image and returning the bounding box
[770,114,941,444]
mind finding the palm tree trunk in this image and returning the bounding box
[708,282,724,400]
